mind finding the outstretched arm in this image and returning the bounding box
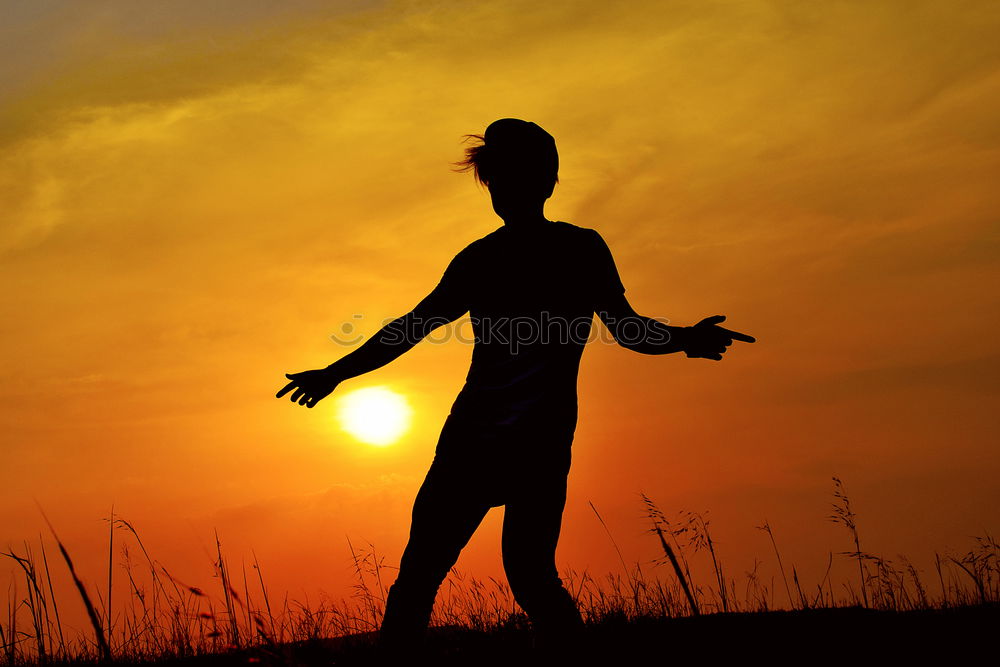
[596,292,755,360]
[276,279,467,408]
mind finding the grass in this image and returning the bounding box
[2,476,997,665]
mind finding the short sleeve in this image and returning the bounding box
[588,229,626,303]
[429,245,472,315]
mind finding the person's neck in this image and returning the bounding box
[501,212,551,229]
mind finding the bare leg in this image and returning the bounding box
[501,470,583,644]
[380,457,491,648]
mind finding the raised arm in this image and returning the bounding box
[597,292,755,360]
[588,228,754,359]
[277,250,471,408]
[596,292,686,355]
[335,286,467,375]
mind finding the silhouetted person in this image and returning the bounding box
[276,119,754,653]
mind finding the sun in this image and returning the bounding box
[335,386,413,446]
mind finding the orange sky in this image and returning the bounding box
[2,0,999,635]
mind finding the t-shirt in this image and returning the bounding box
[432,220,626,435]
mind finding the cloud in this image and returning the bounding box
[789,354,1000,403]
[2,0,1000,608]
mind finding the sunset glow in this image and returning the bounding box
[1,0,998,642]
[336,387,412,446]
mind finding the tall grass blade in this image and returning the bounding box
[37,508,111,662]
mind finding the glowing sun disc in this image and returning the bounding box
[335,387,412,446]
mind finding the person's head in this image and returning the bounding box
[455,118,559,220]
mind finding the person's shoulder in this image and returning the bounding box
[448,227,503,265]
[551,220,608,246]
[551,220,588,233]
[552,220,602,235]
[462,228,500,253]
[479,225,509,243]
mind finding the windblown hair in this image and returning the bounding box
[454,134,491,186]
[453,119,559,191]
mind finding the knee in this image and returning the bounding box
[393,554,453,596]
[505,565,564,606]
[397,532,466,588]
[502,541,563,602]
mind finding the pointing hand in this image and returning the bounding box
[681,315,755,361]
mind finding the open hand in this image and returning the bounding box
[276,368,340,408]
[681,315,755,361]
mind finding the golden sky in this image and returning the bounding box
[2,0,999,631]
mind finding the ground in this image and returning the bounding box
[131,604,998,666]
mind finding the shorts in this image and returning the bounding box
[431,412,576,507]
